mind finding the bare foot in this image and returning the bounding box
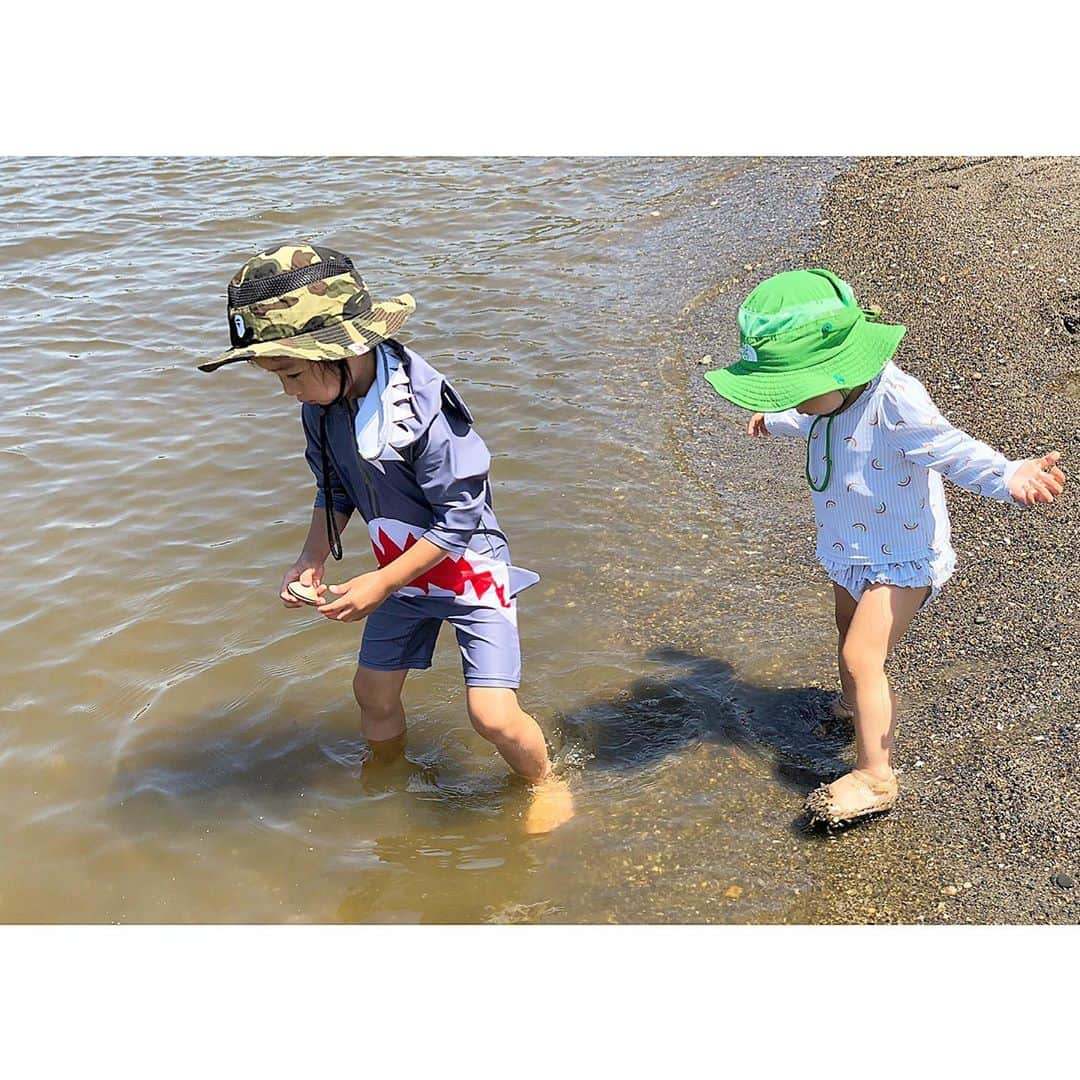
[805,768,898,825]
[524,774,575,835]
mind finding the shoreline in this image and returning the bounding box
[680,156,1080,923]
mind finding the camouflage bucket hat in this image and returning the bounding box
[198,243,416,373]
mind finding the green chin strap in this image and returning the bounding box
[804,388,853,493]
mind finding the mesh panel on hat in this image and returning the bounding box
[738,269,859,343]
[739,297,853,342]
[229,262,356,307]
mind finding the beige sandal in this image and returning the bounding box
[804,770,899,827]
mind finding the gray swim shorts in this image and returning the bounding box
[358,593,521,688]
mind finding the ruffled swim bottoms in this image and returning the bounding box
[820,548,956,607]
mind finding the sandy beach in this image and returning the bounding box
[682,156,1080,923]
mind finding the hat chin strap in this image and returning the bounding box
[316,361,351,563]
[826,387,851,415]
[806,383,867,491]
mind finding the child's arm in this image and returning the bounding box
[317,533,447,621]
[880,377,1065,506]
[315,399,491,623]
[281,508,351,607]
[293,408,357,610]
[410,405,492,556]
[755,410,813,439]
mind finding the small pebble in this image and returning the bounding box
[942,884,960,896]
[1052,873,1076,890]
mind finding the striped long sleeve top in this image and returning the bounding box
[763,361,1022,566]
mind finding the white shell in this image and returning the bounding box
[287,581,322,605]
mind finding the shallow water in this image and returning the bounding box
[0,156,852,923]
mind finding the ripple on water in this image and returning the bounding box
[0,155,849,923]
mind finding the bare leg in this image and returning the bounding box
[466,687,574,834]
[353,667,409,765]
[824,583,929,813]
[466,687,549,779]
[832,582,858,712]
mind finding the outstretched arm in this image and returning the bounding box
[880,378,1065,506]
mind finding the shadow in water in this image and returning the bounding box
[554,647,850,798]
[110,718,384,819]
[109,647,851,832]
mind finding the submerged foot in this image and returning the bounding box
[524,773,575,835]
[804,768,898,827]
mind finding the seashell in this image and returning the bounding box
[287,581,323,605]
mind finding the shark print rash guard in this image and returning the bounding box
[763,361,1023,568]
[301,341,537,619]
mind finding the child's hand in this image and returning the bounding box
[317,572,393,623]
[1008,451,1066,506]
[747,413,769,437]
[281,561,324,608]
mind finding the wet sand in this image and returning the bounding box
[680,157,1080,923]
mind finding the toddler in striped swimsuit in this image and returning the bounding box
[705,269,1065,825]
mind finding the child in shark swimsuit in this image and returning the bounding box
[704,269,1065,826]
[199,243,572,833]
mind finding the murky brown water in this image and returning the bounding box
[1,156,853,923]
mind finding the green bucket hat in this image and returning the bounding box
[703,269,905,411]
[198,243,415,373]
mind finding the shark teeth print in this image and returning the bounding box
[875,502,887,514]
[897,475,912,487]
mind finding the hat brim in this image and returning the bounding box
[704,321,905,412]
[197,294,416,373]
